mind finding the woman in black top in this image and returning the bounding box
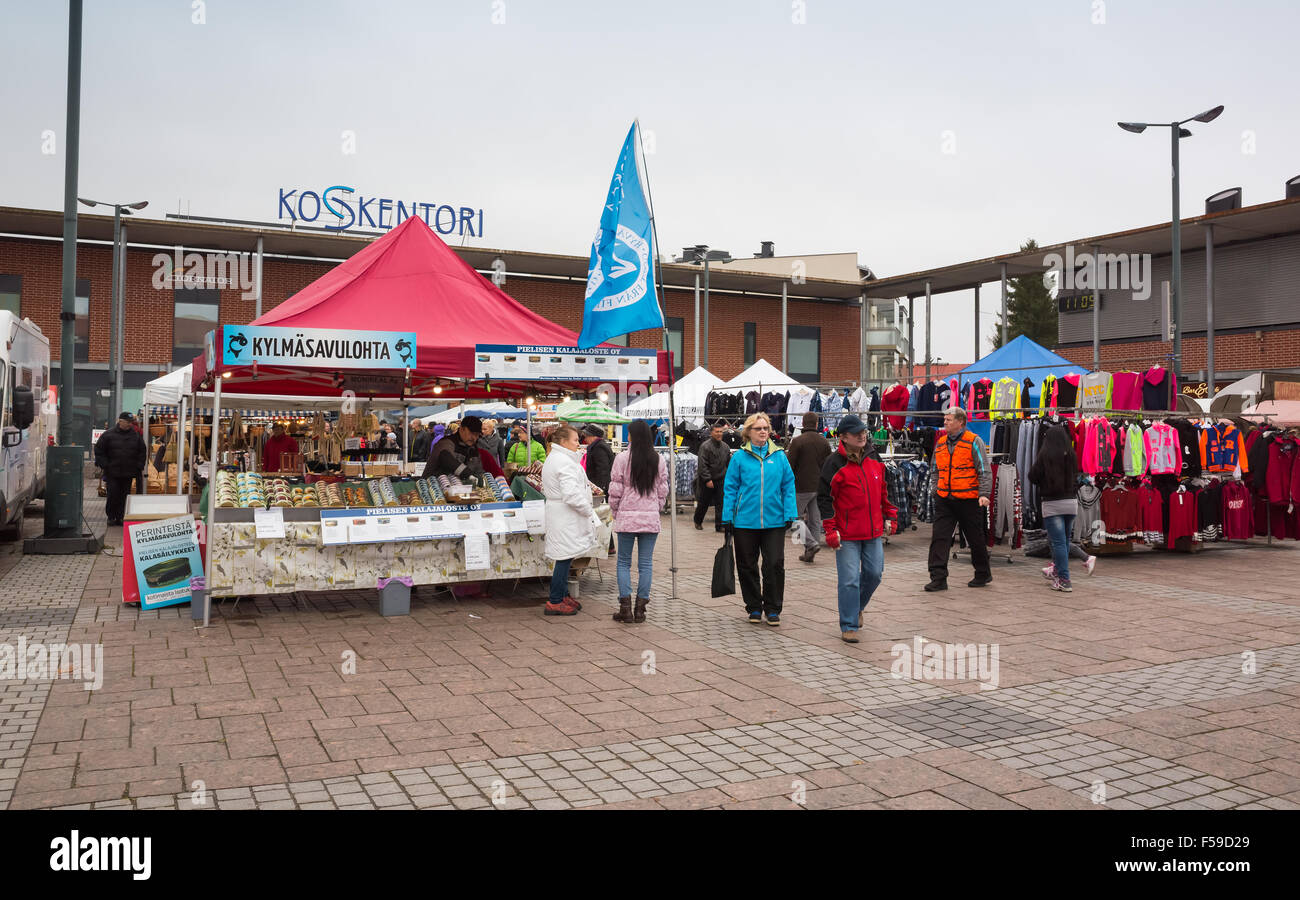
[1029,424,1083,591]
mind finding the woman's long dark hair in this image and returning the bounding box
[627,420,659,496]
[1037,424,1078,481]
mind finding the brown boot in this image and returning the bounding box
[633,597,648,623]
[613,596,632,623]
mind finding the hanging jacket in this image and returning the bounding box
[721,440,797,530]
[1110,371,1143,411]
[1142,367,1173,411]
[1039,374,1058,413]
[1080,417,1117,475]
[881,384,910,430]
[1079,371,1113,411]
[817,441,898,543]
[1266,438,1298,505]
[1143,423,1181,475]
[1199,423,1250,475]
[990,378,1021,419]
[1123,423,1146,476]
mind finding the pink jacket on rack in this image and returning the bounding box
[1080,417,1117,475]
[1144,423,1181,475]
[607,452,669,533]
[1266,438,1299,505]
[1110,371,1143,411]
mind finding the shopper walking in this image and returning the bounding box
[409,420,431,462]
[924,407,993,591]
[581,425,615,495]
[541,425,597,616]
[722,413,798,626]
[95,412,147,527]
[817,414,898,641]
[1029,423,1085,592]
[506,424,546,468]
[694,422,730,531]
[607,420,668,624]
[787,411,832,562]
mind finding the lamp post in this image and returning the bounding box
[77,198,147,418]
[674,245,732,371]
[1117,105,1223,381]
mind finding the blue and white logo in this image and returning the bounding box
[577,122,663,349]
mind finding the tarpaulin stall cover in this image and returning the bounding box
[189,216,672,399]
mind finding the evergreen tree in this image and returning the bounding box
[991,239,1058,350]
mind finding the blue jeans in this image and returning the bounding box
[549,557,573,603]
[1044,514,1076,583]
[616,532,658,599]
[836,538,884,632]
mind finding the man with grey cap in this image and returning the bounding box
[422,414,485,481]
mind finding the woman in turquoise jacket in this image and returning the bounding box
[722,412,798,626]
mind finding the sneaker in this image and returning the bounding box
[806,545,820,563]
[1041,564,1056,581]
[748,611,763,624]
[841,631,859,643]
[765,614,780,627]
[544,598,579,616]
[1049,576,1073,593]
[1085,555,1096,576]
[563,594,582,611]
[967,577,992,588]
[923,579,948,592]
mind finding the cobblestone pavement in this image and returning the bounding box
[4,498,1300,811]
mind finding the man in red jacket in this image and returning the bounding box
[817,414,898,643]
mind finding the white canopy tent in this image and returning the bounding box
[624,366,723,421]
[422,402,526,425]
[142,364,191,409]
[722,359,804,392]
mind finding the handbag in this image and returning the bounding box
[711,530,736,598]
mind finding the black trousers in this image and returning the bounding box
[694,479,724,527]
[733,526,786,615]
[927,495,991,582]
[105,475,134,523]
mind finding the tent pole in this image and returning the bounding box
[924,280,932,382]
[973,284,981,362]
[141,404,150,495]
[203,377,221,629]
[402,402,409,472]
[176,395,186,495]
[667,380,678,600]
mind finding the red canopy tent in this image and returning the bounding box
[190,216,672,398]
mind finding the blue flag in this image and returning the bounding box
[577,122,663,349]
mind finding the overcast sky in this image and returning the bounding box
[2,0,1297,364]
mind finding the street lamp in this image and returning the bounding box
[1117,105,1223,380]
[78,198,148,418]
[673,244,732,370]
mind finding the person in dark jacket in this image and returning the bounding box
[409,420,431,462]
[477,418,506,469]
[581,425,615,495]
[817,414,898,641]
[694,422,730,531]
[1029,424,1083,592]
[786,411,832,562]
[95,412,147,526]
[422,415,484,481]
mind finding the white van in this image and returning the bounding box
[0,311,52,528]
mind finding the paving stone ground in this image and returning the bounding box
[3,488,1300,811]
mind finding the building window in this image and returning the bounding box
[663,316,684,380]
[0,274,19,317]
[74,278,90,363]
[744,322,756,367]
[173,288,220,366]
[787,325,820,383]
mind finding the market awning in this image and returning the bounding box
[557,400,630,424]
[189,216,672,399]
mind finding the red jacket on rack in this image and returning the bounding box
[1266,438,1298,505]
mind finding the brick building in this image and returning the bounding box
[0,207,875,445]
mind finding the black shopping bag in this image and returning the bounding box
[711,530,736,598]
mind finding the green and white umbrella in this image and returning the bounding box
[556,399,630,424]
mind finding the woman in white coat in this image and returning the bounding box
[541,424,598,616]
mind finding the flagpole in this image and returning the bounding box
[635,119,679,601]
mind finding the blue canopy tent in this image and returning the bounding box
[953,335,1087,443]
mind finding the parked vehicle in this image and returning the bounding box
[0,311,52,528]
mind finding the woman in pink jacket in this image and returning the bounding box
[607,419,669,624]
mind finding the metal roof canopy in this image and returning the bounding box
[0,206,866,303]
[862,195,1300,299]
